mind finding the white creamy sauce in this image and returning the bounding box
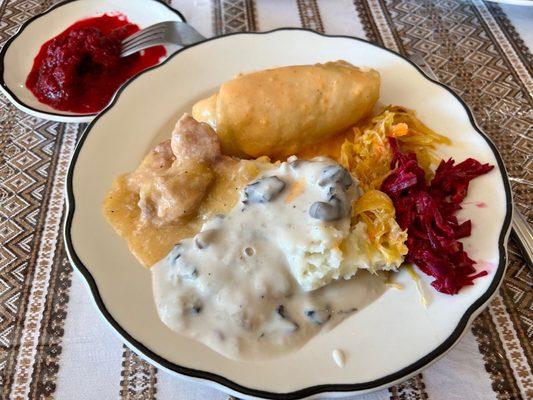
[332,349,346,368]
[152,157,386,360]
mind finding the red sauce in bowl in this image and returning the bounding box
[26,14,166,113]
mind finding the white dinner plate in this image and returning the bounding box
[0,0,184,123]
[64,29,512,399]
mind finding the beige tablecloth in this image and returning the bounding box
[0,0,532,399]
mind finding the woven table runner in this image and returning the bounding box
[0,1,531,399]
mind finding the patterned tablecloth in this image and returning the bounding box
[0,0,531,399]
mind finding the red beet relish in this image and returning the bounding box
[381,138,494,295]
[25,14,166,113]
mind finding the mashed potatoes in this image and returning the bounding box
[151,156,387,359]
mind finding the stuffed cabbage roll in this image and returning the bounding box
[192,61,380,158]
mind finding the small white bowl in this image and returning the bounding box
[0,0,184,123]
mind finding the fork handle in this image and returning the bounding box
[512,210,533,269]
[176,22,206,45]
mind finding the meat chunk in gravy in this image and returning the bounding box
[171,113,221,164]
[128,114,221,226]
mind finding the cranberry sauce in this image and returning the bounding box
[26,14,166,113]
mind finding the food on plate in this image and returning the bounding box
[26,14,166,113]
[342,189,407,272]
[103,114,273,266]
[103,61,494,359]
[104,113,399,276]
[381,140,493,294]
[340,105,451,191]
[130,114,220,225]
[152,156,386,359]
[337,106,451,275]
[192,61,380,158]
[338,106,491,294]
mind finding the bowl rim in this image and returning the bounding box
[64,28,513,399]
[0,0,186,120]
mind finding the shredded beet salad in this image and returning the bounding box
[381,138,494,295]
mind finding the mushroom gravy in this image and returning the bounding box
[152,157,386,360]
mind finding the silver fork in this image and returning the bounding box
[120,21,206,57]
[409,52,533,271]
